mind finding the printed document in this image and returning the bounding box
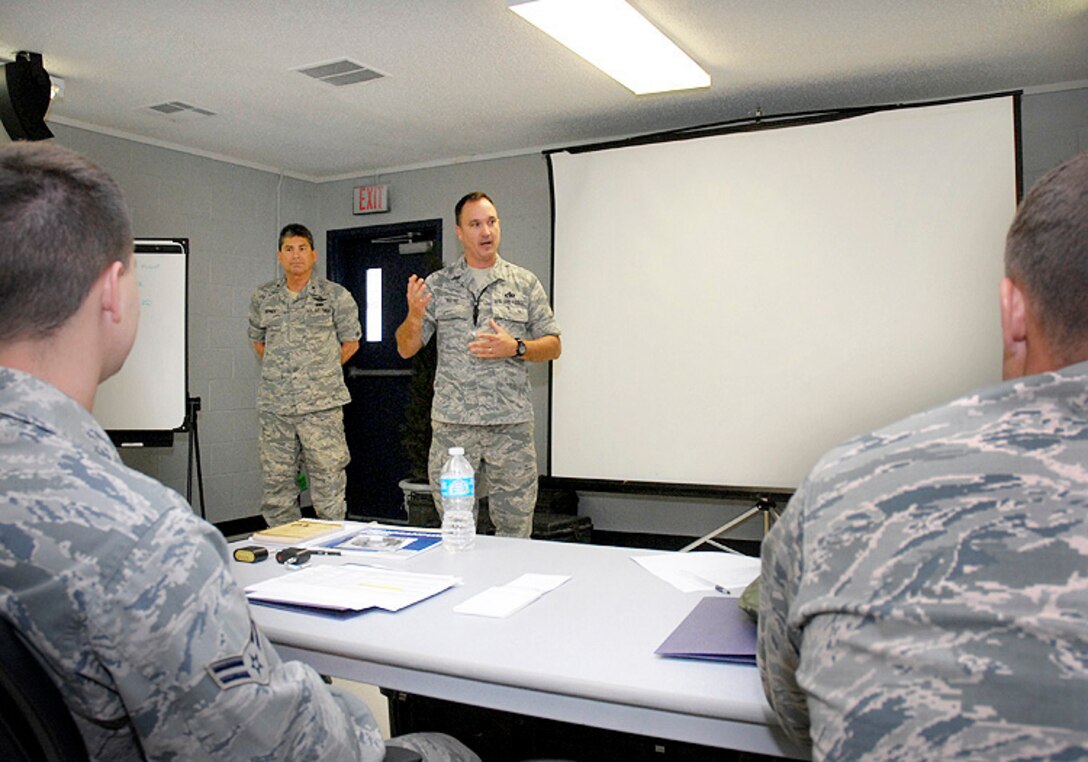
[245,563,460,612]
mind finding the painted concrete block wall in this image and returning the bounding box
[1021,86,1088,187]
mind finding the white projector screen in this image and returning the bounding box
[549,95,1019,490]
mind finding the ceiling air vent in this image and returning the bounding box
[146,101,216,118]
[296,59,385,87]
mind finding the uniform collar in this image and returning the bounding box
[0,367,120,464]
[450,254,510,285]
[279,274,327,297]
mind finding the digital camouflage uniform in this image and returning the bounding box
[758,361,1088,761]
[0,369,430,759]
[422,255,560,537]
[249,275,361,525]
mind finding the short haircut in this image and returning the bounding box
[455,192,496,226]
[0,143,132,342]
[278,223,314,250]
[1005,151,1088,362]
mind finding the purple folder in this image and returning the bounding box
[655,596,757,665]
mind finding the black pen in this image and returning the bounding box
[715,585,734,596]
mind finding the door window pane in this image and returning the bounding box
[366,267,382,342]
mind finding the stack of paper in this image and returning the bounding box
[251,519,345,545]
[245,564,460,613]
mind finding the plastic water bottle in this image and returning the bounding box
[440,447,476,552]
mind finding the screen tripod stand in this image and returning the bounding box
[680,496,780,554]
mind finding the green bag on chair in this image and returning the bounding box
[738,576,760,621]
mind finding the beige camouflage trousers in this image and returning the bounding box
[258,407,349,526]
[428,420,537,538]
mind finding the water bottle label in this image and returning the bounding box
[440,476,474,498]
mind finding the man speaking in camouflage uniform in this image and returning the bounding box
[249,223,360,525]
[758,152,1088,760]
[0,143,478,761]
[396,192,561,537]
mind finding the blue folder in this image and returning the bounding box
[655,596,757,666]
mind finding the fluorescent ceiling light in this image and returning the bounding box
[508,0,710,95]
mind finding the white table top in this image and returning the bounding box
[229,532,807,759]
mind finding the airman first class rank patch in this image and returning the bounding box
[206,621,270,690]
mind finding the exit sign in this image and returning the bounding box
[353,184,389,214]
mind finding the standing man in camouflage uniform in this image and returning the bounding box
[758,152,1088,760]
[0,143,478,761]
[396,192,561,537]
[249,224,360,526]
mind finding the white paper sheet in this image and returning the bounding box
[632,552,761,595]
[454,573,571,618]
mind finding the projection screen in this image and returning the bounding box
[548,95,1019,491]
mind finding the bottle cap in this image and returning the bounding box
[449,446,465,455]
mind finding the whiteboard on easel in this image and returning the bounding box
[94,239,188,438]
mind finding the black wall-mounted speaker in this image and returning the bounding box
[0,52,54,141]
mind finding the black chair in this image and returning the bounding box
[0,617,89,762]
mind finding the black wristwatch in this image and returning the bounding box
[515,338,527,358]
